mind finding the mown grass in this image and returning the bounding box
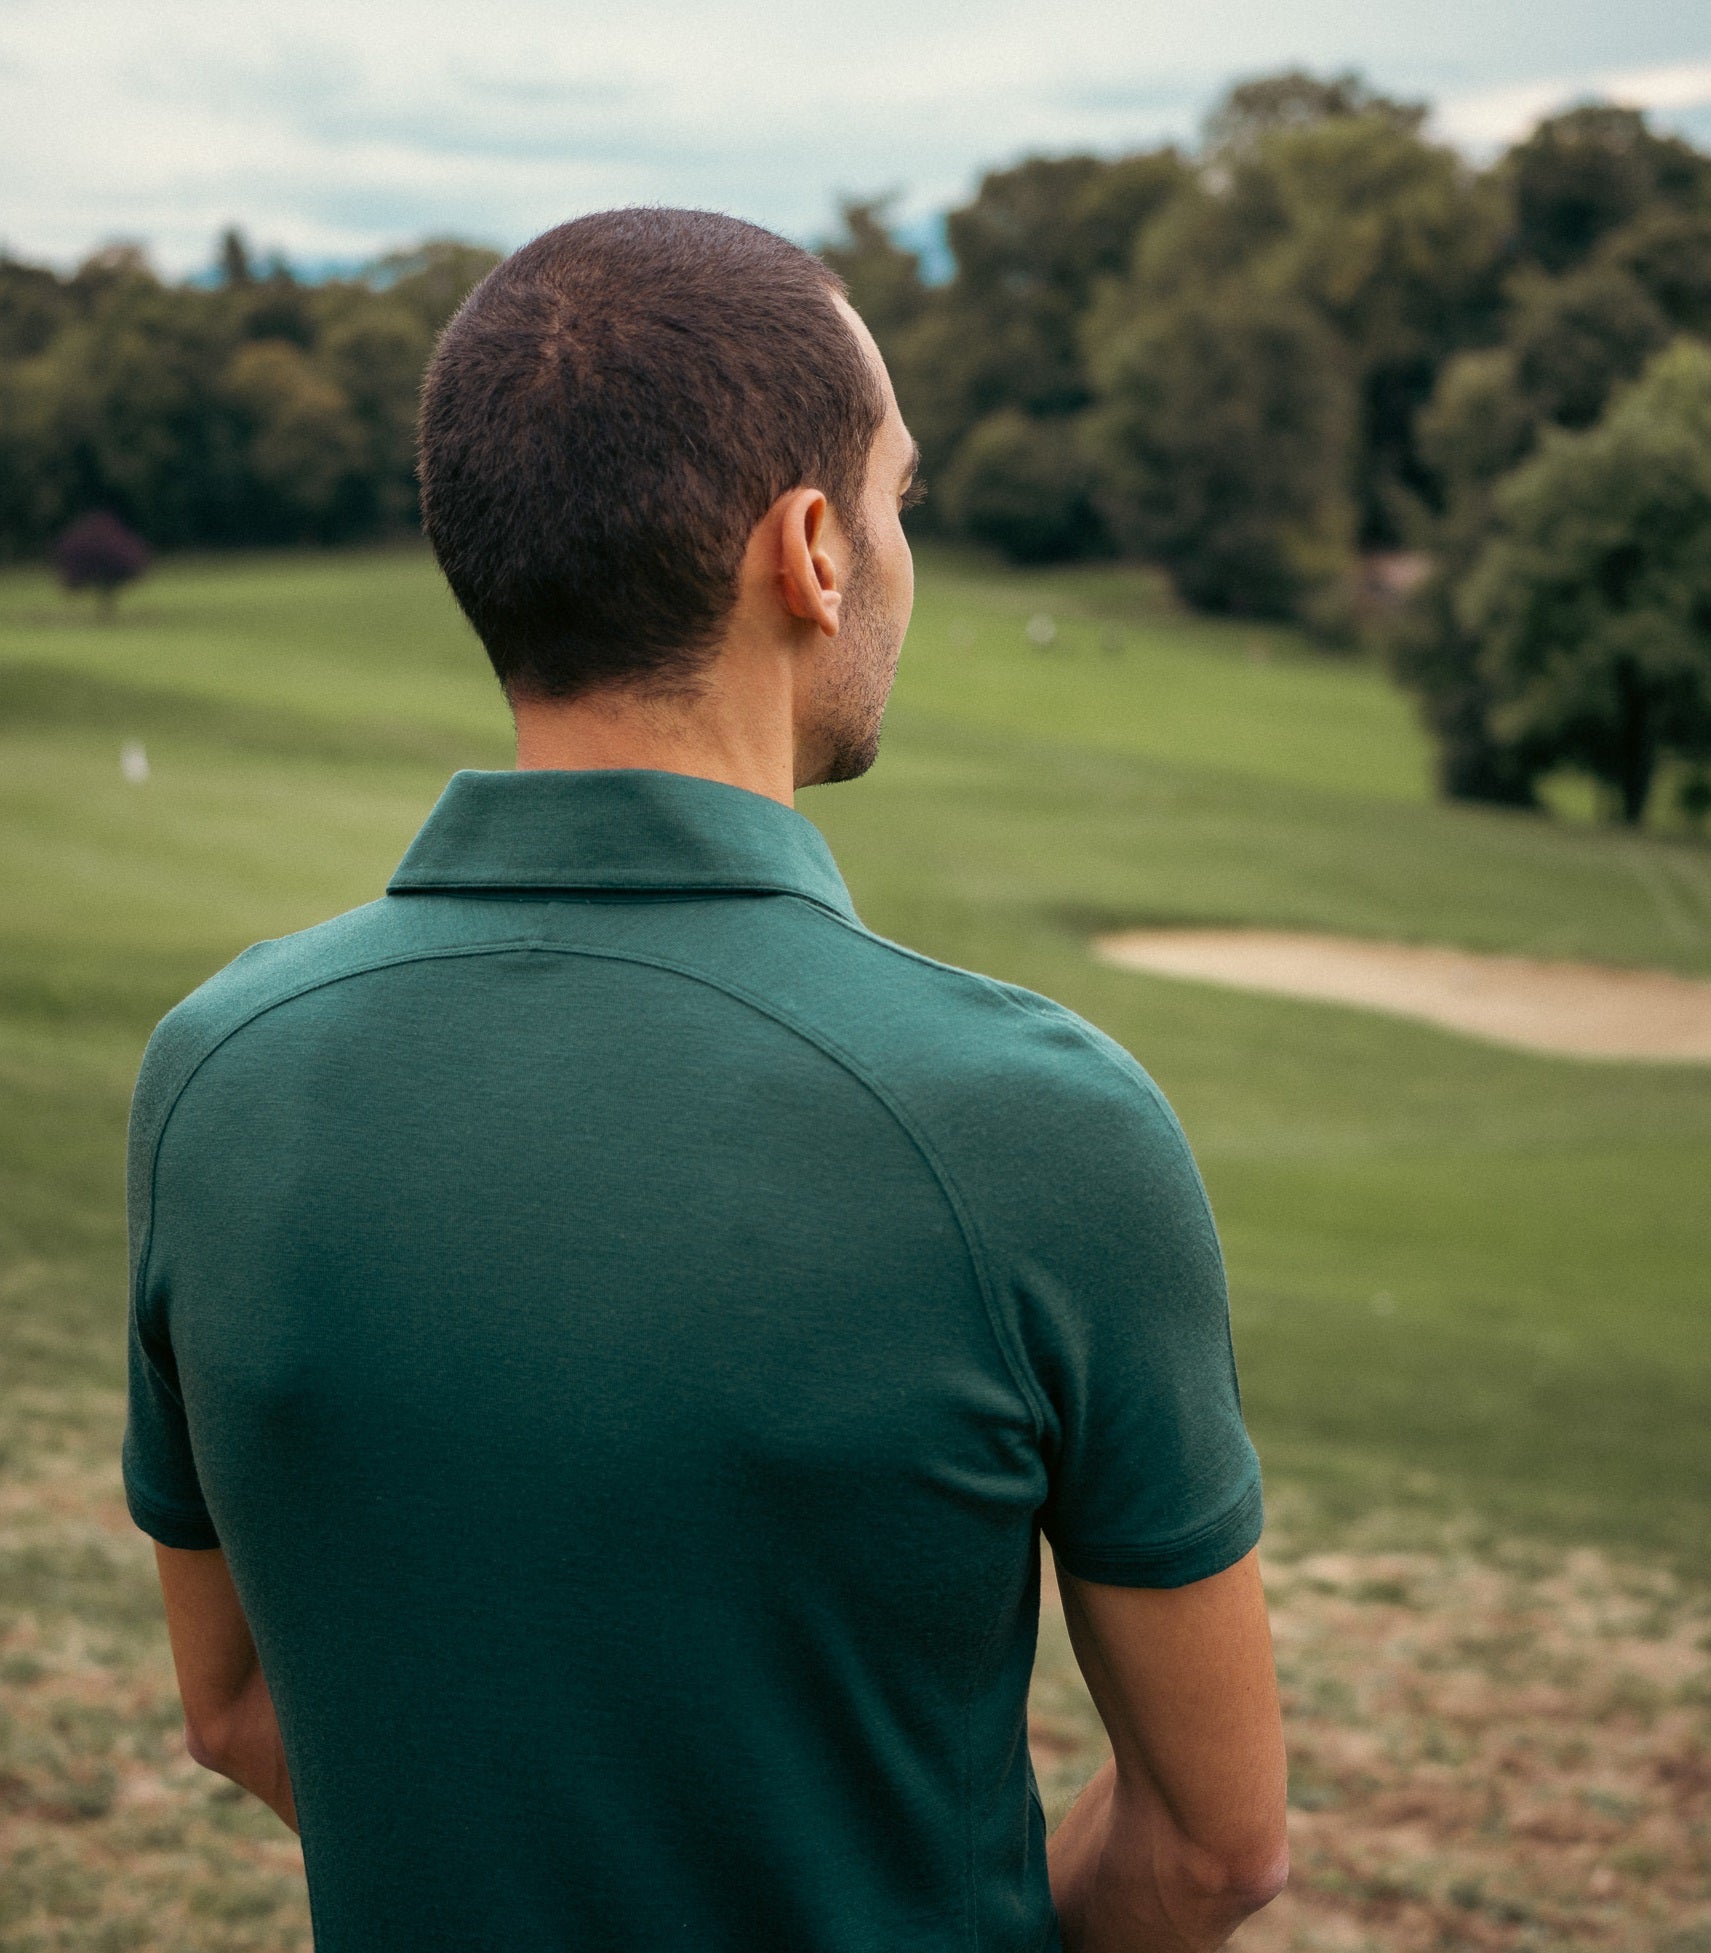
[4,543,1709,1557]
[1,542,1708,1946]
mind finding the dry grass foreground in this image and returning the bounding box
[1034,1508,1711,1953]
[3,1429,1709,1951]
[1093,930,1711,1061]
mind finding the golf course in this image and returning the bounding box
[3,544,1709,1949]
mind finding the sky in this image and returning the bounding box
[2,0,1710,278]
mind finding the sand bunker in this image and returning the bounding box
[1093,928,1711,1060]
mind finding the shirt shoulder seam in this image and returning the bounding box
[512,939,1052,1444]
[811,905,1187,1134]
[131,936,548,1342]
[135,931,1049,1441]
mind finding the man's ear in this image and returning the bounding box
[773,487,843,638]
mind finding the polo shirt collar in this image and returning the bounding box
[388,769,858,921]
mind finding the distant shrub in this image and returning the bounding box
[54,512,151,617]
[941,411,1108,564]
[1086,280,1357,618]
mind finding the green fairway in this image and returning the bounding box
[3,543,1710,1570]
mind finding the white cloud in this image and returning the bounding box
[1435,58,1711,149]
[0,1,1707,273]
[0,0,1213,270]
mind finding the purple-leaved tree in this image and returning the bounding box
[54,512,151,619]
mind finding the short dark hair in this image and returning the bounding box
[418,208,885,699]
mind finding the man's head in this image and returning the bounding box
[419,208,917,785]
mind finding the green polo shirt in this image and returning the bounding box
[124,767,1261,1953]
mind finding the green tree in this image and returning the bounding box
[1086,277,1355,616]
[367,239,503,334]
[42,266,249,546]
[1389,566,1549,805]
[939,409,1106,564]
[937,151,1189,414]
[1203,69,1425,152]
[218,227,255,289]
[1415,347,1537,509]
[0,339,72,553]
[221,339,368,536]
[1082,75,1500,616]
[1125,94,1506,546]
[1459,340,1711,824]
[818,199,927,342]
[1505,260,1671,430]
[1415,239,1702,525]
[1391,350,1554,804]
[885,150,1188,540]
[1503,105,1711,277]
[314,294,436,527]
[907,73,1503,576]
[1602,207,1711,336]
[0,256,75,359]
[1394,140,1711,808]
[0,230,499,555]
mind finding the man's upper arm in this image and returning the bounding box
[989,1013,1261,1586]
[980,1008,1283,1874]
[1059,1550,1288,1888]
[124,1009,222,1550]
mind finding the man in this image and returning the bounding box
[126,208,1286,1952]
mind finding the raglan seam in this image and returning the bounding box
[131,930,1051,1448]
[811,902,1235,1378]
[128,916,1139,1951]
[1012,999,1232,1253]
[532,938,1053,1448]
[814,904,1180,1132]
[810,905,1255,1582]
[129,937,553,1363]
[131,924,1055,1949]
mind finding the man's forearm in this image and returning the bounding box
[186,1666,299,1834]
[155,1544,299,1834]
[1049,1759,1286,1953]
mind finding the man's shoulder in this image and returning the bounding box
[786,913,1186,1156]
[796,922,1228,1467]
[132,899,415,1143]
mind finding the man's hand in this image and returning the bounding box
[154,1544,298,1833]
[1048,1548,1287,1952]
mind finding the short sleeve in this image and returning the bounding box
[1001,1013,1261,1588]
[124,1302,219,1549]
[122,1028,220,1551]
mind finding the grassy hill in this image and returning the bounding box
[3,542,1709,1568]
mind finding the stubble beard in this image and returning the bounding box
[813,534,904,786]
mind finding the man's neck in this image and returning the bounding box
[511,655,801,806]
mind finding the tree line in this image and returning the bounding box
[0,234,499,553]
[826,76,1711,823]
[4,74,1710,822]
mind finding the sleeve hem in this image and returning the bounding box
[125,1480,220,1551]
[1048,1475,1263,1590]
